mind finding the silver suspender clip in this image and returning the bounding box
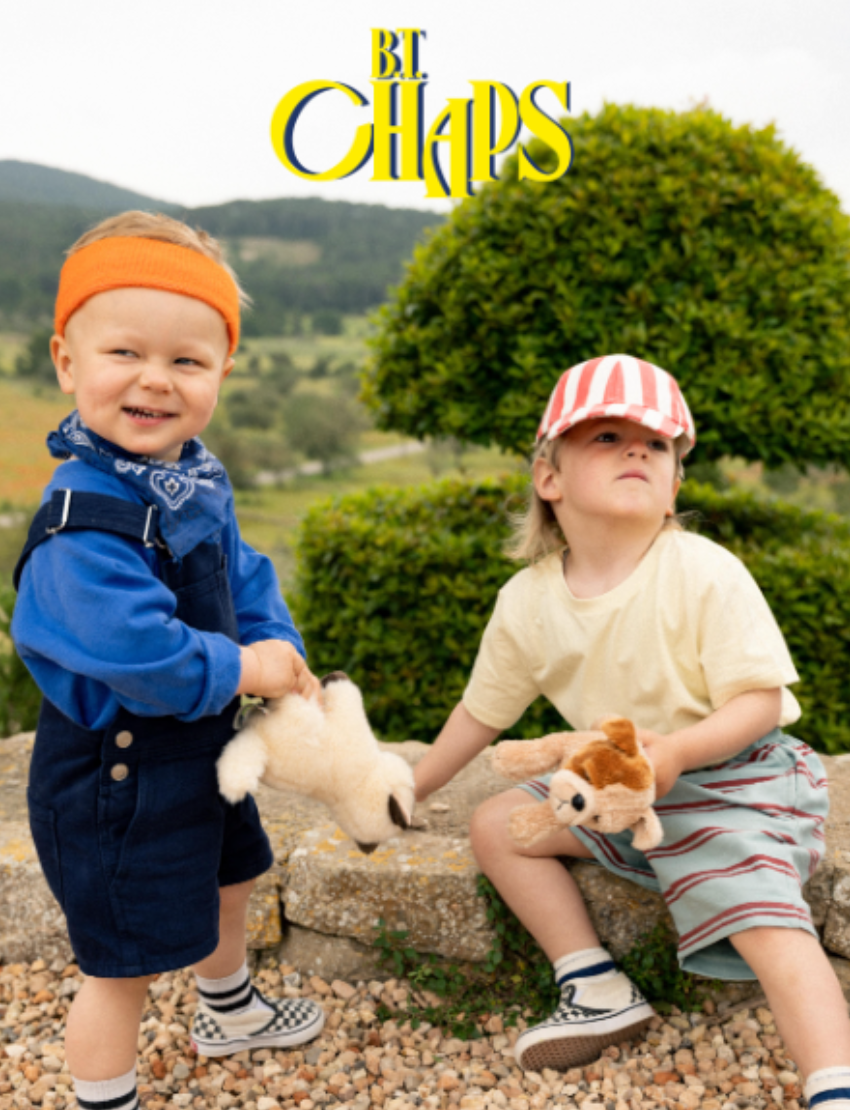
[142,504,159,548]
[142,505,171,554]
[45,489,72,535]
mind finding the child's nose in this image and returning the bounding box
[139,361,173,390]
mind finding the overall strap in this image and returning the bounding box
[13,489,168,590]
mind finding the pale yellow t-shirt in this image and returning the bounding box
[463,529,800,735]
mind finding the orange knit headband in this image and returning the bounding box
[54,237,241,354]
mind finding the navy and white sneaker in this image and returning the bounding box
[514,972,654,1071]
[190,987,325,1057]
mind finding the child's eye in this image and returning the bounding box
[649,439,670,452]
[595,431,618,443]
[111,348,136,358]
[174,357,200,367]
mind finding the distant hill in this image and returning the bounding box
[0,160,177,212]
[0,162,443,336]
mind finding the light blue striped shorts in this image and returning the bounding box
[518,729,828,980]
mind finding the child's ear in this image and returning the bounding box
[221,356,235,382]
[51,334,75,395]
[533,455,562,503]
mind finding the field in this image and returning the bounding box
[0,377,77,507]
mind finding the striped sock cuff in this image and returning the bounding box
[806,1067,850,1108]
[74,1066,138,1110]
[195,962,253,1014]
[554,947,617,988]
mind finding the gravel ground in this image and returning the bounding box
[0,958,804,1110]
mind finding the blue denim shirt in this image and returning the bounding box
[13,458,304,729]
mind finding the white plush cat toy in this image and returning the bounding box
[217,672,415,854]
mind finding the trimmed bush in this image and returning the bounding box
[294,477,850,754]
[364,104,850,470]
[0,584,41,737]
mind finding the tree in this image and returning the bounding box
[312,309,344,336]
[364,104,850,469]
[283,391,367,472]
[226,388,280,430]
[14,327,56,384]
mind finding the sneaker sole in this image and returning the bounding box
[191,1007,325,1057]
[516,1006,654,1071]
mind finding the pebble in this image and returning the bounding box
[0,960,805,1110]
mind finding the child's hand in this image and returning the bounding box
[238,640,321,701]
[637,729,685,800]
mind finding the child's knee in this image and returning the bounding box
[469,792,523,864]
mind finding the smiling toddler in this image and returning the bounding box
[12,212,325,1110]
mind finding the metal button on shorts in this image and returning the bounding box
[111,764,129,782]
[115,730,134,749]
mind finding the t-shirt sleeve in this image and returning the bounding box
[696,547,800,719]
[462,584,541,731]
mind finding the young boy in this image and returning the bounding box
[414,355,850,1107]
[12,212,324,1109]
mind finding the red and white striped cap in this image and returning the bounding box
[537,355,696,454]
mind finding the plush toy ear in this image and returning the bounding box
[388,791,412,830]
[600,716,640,757]
[630,808,664,851]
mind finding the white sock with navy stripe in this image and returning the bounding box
[195,961,272,1019]
[73,1065,138,1110]
[805,1066,850,1109]
[554,947,619,990]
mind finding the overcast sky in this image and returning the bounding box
[3,0,849,214]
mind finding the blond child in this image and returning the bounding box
[12,213,324,1110]
[414,355,850,1106]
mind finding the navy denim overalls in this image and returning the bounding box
[15,490,273,978]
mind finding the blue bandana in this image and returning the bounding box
[47,411,233,558]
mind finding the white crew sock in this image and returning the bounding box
[74,1066,138,1110]
[195,961,273,1018]
[554,947,619,990]
[805,1066,850,1109]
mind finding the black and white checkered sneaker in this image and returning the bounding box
[190,988,325,1057]
[514,972,655,1071]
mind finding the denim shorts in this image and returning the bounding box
[29,696,273,978]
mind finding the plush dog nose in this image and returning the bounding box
[355,841,378,854]
[571,793,586,812]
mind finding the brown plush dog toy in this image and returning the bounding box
[491,716,663,851]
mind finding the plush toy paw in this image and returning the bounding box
[492,730,606,780]
[217,727,270,804]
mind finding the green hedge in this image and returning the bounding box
[0,584,41,737]
[293,478,850,754]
